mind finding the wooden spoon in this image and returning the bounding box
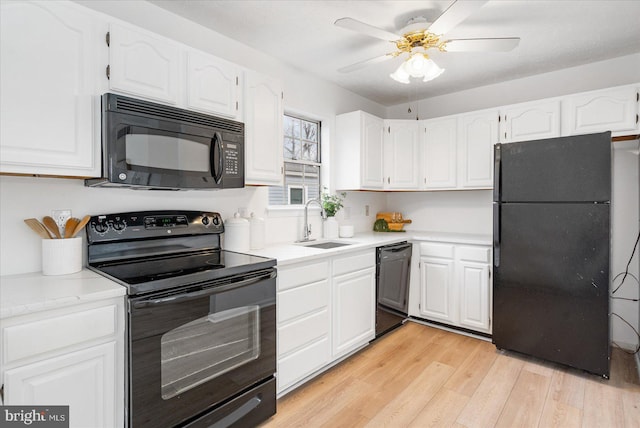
[64,217,80,238]
[71,215,91,238]
[24,218,53,239]
[42,216,62,238]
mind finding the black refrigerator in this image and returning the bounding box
[493,132,611,378]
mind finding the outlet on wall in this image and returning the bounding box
[51,209,72,228]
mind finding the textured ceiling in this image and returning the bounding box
[149,0,640,106]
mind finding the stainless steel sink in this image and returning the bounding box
[300,241,352,249]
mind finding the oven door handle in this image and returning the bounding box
[132,270,276,308]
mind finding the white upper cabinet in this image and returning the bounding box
[108,23,243,120]
[244,70,284,186]
[0,0,105,177]
[422,116,458,189]
[335,111,385,190]
[108,23,180,105]
[457,110,499,189]
[500,100,561,143]
[384,120,421,190]
[185,49,242,119]
[562,84,639,137]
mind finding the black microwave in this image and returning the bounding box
[85,93,244,190]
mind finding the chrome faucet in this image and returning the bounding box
[298,199,326,242]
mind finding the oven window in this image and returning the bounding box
[125,127,210,172]
[160,305,261,400]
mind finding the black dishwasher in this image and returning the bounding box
[376,242,412,337]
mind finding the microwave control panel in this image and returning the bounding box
[223,142,240,176]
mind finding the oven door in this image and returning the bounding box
[128,269,276,427]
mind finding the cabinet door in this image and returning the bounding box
[419,257,455,324]
[384,120,420,189]
[244,71,284,185]
[108,23,180,104]
[458,111,498,188]
[185,50,241,120]
[423,117,457,189]
[4,342,118,428]
[458,260,491,333]
[562,85,639,136]
[501,100,561,143]
[361,114,385,189]
[332,267,375,358]
[0,0,103,177]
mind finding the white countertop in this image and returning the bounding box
[0,231,490,317]
[0,269,126,319]
[246,230,492,266]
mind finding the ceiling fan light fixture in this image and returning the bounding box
[421,59,445,82]
[389,63,410,84]
[390,53,444,84]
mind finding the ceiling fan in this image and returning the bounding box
[334,0,520,83]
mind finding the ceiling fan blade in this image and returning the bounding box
[338,54,395,73]
[444,38,520,52]
[428,0,488,35]
[334,17,400,42]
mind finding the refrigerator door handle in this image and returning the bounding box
[493,144,501,202]
[493,203,500,268]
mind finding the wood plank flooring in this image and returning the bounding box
[261,322,640,428]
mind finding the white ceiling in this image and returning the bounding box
[149,0,640,106]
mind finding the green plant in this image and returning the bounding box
[321,187,346,217]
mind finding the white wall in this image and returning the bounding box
[611,140,640,350]
[0,1,387,275]
[387,190,493,235]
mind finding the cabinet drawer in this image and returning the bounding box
[419,242,455,259]
[277,337,330,393]
[332,249,375,276]
[278,280,329,323]
[457,246,490,263]
[278,260,329,291]
[3,305,117,365]
[278,309,329,357]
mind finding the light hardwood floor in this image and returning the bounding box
[261,321,640,428]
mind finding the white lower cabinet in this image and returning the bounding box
[276,248,375,395]
[1,297,125,428]
[276,260,330,393]
[4,342,116,427]
[331,251,376,359]
[418,242,492,334]
[419,255,455,324]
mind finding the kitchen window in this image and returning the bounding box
[268,114,321,206]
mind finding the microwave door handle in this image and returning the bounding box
[211,132,224,184]
[132,270,276,308]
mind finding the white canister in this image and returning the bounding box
[224,213,250,252]
[42,237,82,275]
[249,213,265,250]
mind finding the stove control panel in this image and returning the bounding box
[86,211,224,243]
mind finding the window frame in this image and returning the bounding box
[268,112,322,208]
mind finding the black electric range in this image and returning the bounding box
[86,210,277,428]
